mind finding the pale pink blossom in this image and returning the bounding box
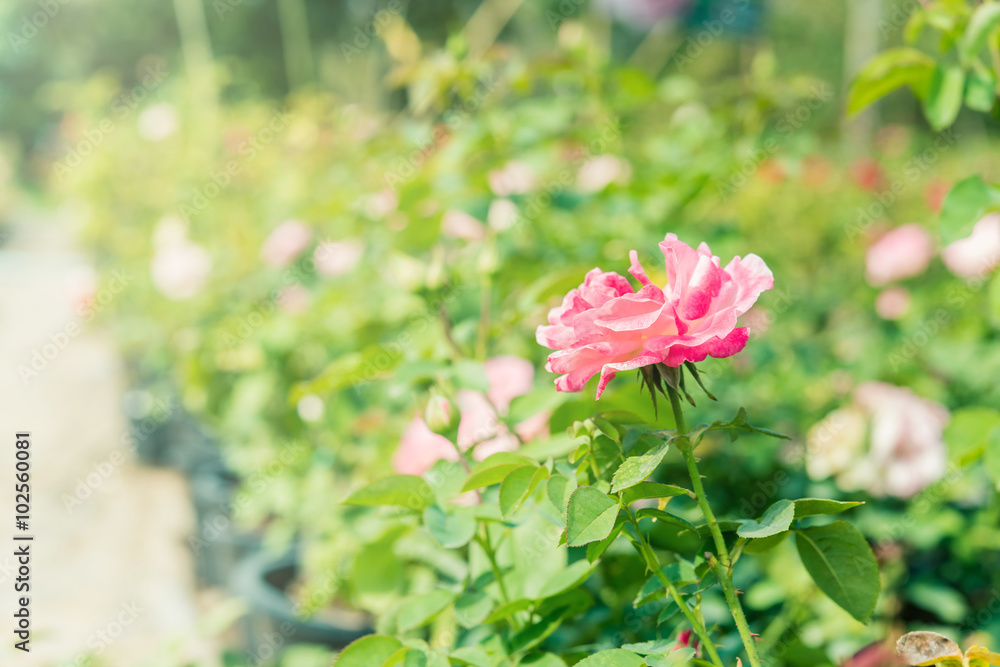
[865,224,934,286]
[366,188,398,218]
[137,103,179,142]
[488,199,519,231]
[394,357,545,475]
[875,286,911,320]
[941,213,1000,280]
[441,210,486,240]
[392,417,459,475]
[314,239,364,277]
[65,265,98,311]
[277,284,310,314]
[576,155,630,193]
[261,220,312,268]
[488,161,534,196]
[807,382,949,499]
[537,233,773,398]
[151,239,211,300]
[484,355,535,413]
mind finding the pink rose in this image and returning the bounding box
[484,355,535,413]
[261,220,312,268]
[807,382,948,499]
[537,233,773,398]
[864,224,934,286]
[151,239,212,300]
[393,417,459,476]
[314,239,364,277]
[941,213,1000,280]
[874,286,911,320]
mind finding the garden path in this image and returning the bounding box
[0,215,220,666]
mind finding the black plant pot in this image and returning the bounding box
[188,462,262,588]
[130,410,222,474]
[231,551,372,653]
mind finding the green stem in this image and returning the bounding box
[668,386,763,667]
[624,509,724,667]
[476,529,521,631]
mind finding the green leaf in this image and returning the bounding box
[499,465,549,517]
[334,634,403,666]
[424,505,477,548]
[536,559,598,599]
[574,649,646,667]
[454,591,493,628]
[645,649,696,667]
[795,521,881,623]
[621,481,690,505]
[586,520,624,562]
[450,647,493,667]
[922,64,965,130]
[960,2,1000,65]
[939,175,1000,244]
[546,474,578,517]
[965,68,997,112]
[793,498,864,519]
[610,440,671,493]
[635,508,698,532]
[521,654,569,667]
[567,487,620,547]
[984,426,1000,489]
[945,407,1000,465]
[461,452,535,491]
[847,47,935,115]
[621,640,676,655]
[396,590,457,632]
[344,475,434,510]
[742,530,790,554]
[738,499,795,538]
[483,598,531,624]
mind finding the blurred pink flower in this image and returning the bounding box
[441,210,486,241]
[261,220,312,268]
[597,0,690,27]
[577,155,630,193]
[537,233,773,398]
[488,199,519,232]
[314,239,364,277]
[277,284,310,314]
[807,382,948,499]
[366,188,398,218]
[65,265,98,311]
[850,157,886,192]
[394,357,545,475]
[874,286,911,320]
[137,103,178,142]
[484,355,535,413]
[488,161,534,196]
[151,221,211,301]
[865,224,934,286]
[392,416,459,476]
[941,213,1000,280]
